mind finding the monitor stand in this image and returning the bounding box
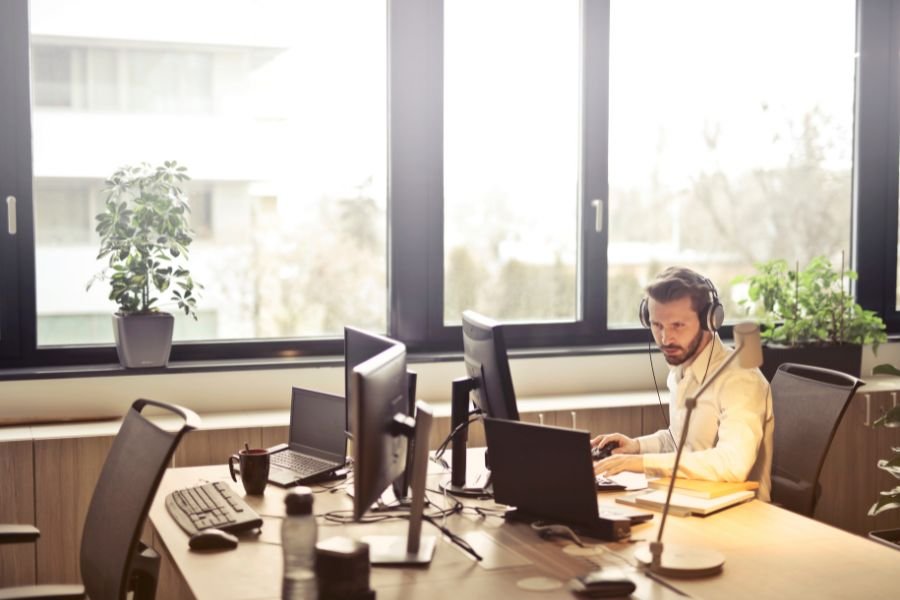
[438,377,493,498]
[364,401,436,566]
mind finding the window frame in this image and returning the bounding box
[1,0,898,371]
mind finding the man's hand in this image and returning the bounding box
[594,453,644,476]
[590,432,639,454]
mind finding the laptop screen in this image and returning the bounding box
[484,418,600,528]
[289,387,347,460]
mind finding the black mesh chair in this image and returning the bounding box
[770,363,862,517]
[0,398,200,600]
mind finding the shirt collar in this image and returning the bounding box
[678,334,723,385]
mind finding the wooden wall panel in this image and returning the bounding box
[260,426,289,449]
[172,428,262,468]
[34,435,114,584]
[641,404,670,436]
[0,440,36,587]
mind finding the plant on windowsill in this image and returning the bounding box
[732,255,886,381]
[865,399,900,551]
[86,160,202,368]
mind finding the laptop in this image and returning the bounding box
[483,418,650,541]
[267,387,348,487]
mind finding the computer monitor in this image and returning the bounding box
[442,310,520,496]
[350,342,435,565]
[462,310,519,420]
[344,326,417,500]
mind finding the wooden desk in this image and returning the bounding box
[148,464,900,600]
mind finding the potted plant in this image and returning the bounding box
[87,161,201,368]
[733,255,886,381]
[866,395,900,550]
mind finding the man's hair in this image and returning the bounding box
[645,266,714,316]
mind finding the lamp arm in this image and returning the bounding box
[652,341,747,550]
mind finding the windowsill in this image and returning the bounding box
[0,342,651,382]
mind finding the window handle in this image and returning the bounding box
[864,393,871,427]
[538,413,545,425]
[591,199,604,233]
[6,196,15,235]
[570,411,577,429]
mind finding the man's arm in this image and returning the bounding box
[642,369,769,481]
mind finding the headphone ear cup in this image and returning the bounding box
[709,300,725,332]
[639,297,650,328]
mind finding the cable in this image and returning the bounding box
[648,336,676,448]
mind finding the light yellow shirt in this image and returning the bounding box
[637,335,774,502]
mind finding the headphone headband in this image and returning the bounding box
[639,274,724,332]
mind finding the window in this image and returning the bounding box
[443,0,580,325]
[1,0,899,369]
[608,0,856,326]
[25,0,388,352]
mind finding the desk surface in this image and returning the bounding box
[149,462,900,600]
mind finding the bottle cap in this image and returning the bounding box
[284,486,314,516]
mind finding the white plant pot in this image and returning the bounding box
[113,312,174,368]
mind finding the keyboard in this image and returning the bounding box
[165,481,263,536]
[271,450,337,478]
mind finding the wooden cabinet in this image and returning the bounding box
[815,390,900,536]
[0,438,35,587]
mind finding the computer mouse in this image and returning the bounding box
[570,568,636,598]
[591,441,620,461]
[188,528,239,551]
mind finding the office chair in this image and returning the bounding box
[0,398,200,600]
[770,362,862,517]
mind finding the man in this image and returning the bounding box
[593,266,774,501]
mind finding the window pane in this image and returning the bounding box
[30,0,387,345]
[607,0,856,326]
[443,0,580,325]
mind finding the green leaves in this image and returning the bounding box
[733,256,886,348]
[87,161,201,319]
[869,486,900,516]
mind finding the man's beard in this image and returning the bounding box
[661,328,705,366]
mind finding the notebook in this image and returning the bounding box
[616,488,756,517]
[266,387,348,487]
[483,418,648,541]
[647,477,759,499]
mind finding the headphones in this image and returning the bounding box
[639,275,724,332]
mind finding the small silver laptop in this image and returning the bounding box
[267,387,347,487]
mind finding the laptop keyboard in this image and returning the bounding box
[271,451,336,477]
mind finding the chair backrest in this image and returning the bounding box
[80,398,199,600]
[770,362,862,517]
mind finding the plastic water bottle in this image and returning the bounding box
[282,487,318,600]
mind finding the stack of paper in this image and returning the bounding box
[615,488,756,516]
[648,477,759,499]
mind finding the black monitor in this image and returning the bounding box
[350,342,435,565]
[462,310,519,420]
[344,326,417,500]
[442,310,520,497]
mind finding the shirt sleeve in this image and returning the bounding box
[636,428,676,454]
[642,369,769,481]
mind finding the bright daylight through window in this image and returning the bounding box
[607,0,855,326]
[29,0,387,346]
[443,0,579,325]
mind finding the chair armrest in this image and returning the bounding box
[0,525,40,545]
[0,584,84,600]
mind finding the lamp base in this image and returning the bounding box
[634,543,725,578]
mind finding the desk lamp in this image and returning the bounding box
[634,322,763,578]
